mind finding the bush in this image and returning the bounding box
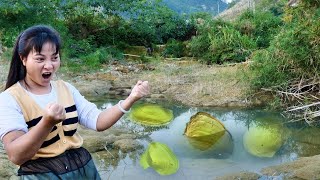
[189,19,256,64]
[207,25,256,64]
[64,47,124,71]
[64,38,96,58]
[249,3,320,90]
[188,33,211,58]
[162,39,186,58]
[0,0,61,46]
[236,10,283,48]
[249,49,292,88]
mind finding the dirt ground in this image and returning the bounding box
[59,59,265,108]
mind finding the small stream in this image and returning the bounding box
[90,98,320,179]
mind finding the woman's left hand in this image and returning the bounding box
[129,80,150,102]
[96,80,150,131]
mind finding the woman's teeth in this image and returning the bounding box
[42,72,52,79]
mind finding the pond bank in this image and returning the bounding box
[64,60,271,108]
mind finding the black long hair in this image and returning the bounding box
[4,25,61,90]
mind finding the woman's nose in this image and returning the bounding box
[44,60,53,69]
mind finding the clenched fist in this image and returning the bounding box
[43,102,66,125]
[129,80,150,102]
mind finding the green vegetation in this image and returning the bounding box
[250,1,320,89]
[0,0,194,67]
[0,0,284,65]
[193,19,257,64]
[188,8,282,64]
[162,39,186,58]
[249,0,320,123]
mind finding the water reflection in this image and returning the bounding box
[89,99,320,179]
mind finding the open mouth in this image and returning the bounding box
[42,72,52,79]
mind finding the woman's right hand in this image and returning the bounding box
[43,102,66,125]
[3,102,66,165]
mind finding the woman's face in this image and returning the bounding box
[22,42,60,91]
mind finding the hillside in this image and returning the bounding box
[215,0,255,20]
[163,0,228,15]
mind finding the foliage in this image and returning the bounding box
[162,39,185,58]
[256,0,287,15]
[236,10,283,48]
[124,0,195,46]
[61,0,196,57]
[65,38,96,58]
[63,47,123,72]
[189,8,283,65]
[189,19,256,64]
[207,23,256,64]
[0,0,62,46]
[249,49,291,88]
[62,2,105,40]
[0,0,195,60]
[250,1,320,89]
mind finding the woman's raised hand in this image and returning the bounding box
[129,80,150,102]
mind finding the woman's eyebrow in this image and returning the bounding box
[34,52,59,56]
[34,53,45,56]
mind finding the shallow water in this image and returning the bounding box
[90,98,320,179]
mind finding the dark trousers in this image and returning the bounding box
[18,147,101,180]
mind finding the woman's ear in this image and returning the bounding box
[20,56,26,66]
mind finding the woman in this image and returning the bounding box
[0,25,150,179]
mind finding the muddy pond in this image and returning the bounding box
[89,98,320,180]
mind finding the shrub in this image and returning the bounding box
[162,39,186,58]
[250,3,320,90]
[189,19,256,64]
[236,10,283,48]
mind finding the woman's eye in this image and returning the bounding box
[36,58,44,61]
[52,56,59,61]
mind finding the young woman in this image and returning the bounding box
[0,25,150,179]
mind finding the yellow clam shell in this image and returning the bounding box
[140,142,179,175]
[129,104,174,126]
[243,124,284,157]
[184,112,226,150]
